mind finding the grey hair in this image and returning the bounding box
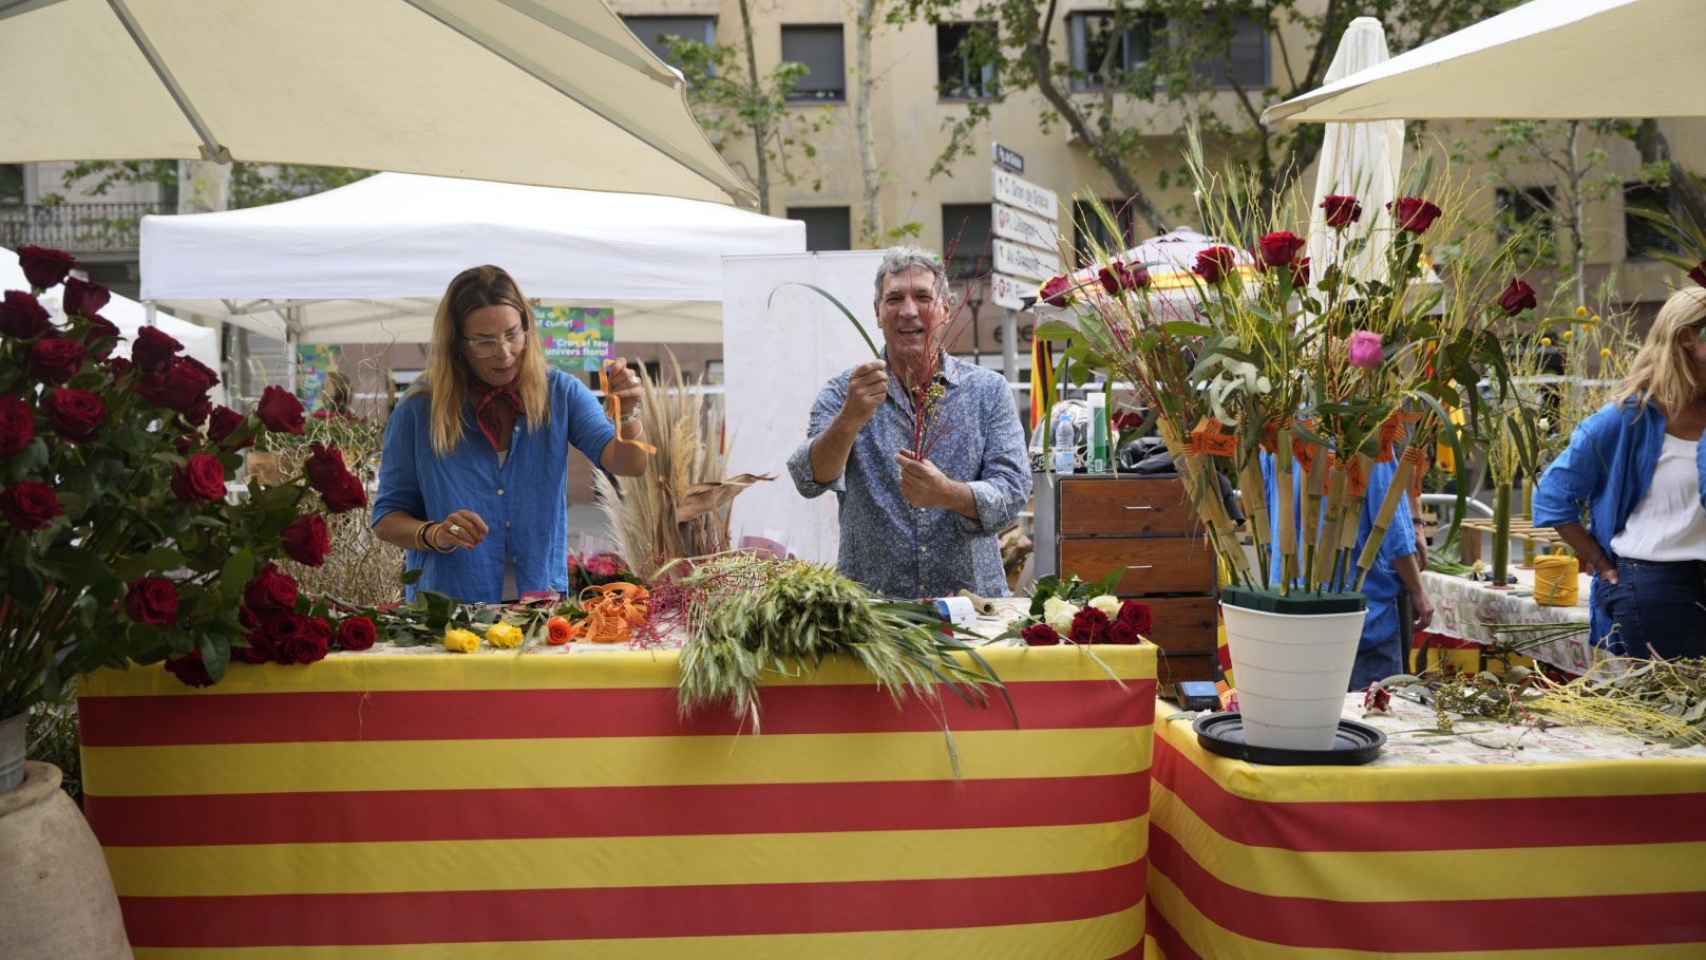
[873,246,951,305]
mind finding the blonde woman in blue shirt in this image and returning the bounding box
[1534,286,1706,658]
[373,265,649,602]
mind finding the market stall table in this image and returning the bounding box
[77,637,1157,958]
[1146,691,1706,958]
[1421,568,1595,674]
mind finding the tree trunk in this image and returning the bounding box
[1635,119,1706,234]
[1566,121,1587,309]
[737,0,770,215]
[854,0,882,247]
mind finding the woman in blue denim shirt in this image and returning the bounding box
[372,266,651,602]
[1533,287,1706,658]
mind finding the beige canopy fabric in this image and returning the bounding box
[0,0,755,206]
[1265,0,1698,127]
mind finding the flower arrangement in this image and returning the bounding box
[1037,156,1538,597]
[998,572,1153,646]
[0,246,374,710]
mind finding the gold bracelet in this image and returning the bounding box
[416,521,432,551]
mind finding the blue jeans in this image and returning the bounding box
[1348,633,1405,691]
[1602,558,1706,659]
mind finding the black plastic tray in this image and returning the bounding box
[1193,711,1385,766]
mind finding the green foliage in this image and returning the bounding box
[25,690,81,806]
[55,159,370,209]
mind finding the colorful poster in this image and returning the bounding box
[295,343,342,412]
[535,305,615,372]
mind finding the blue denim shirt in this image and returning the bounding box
[787,353,1031,598]
[1262,453,1417,649]
[372,370,614,602]
[1532,399,1706,645]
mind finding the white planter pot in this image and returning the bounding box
[1221,593,1366,751]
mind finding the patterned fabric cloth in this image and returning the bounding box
[471,380,521,452]
[788,353,1031,599]
[1420,569,1595,673]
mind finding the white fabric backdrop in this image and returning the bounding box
[723,251,885,567]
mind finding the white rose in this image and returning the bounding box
[1088,595,1122,618]
[1042,596,1081,633]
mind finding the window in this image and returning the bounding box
[942,204,993,280]
[0,164,22,205]
[936,22,998,100]
[1068,11,1265,91]
[622,15,716,68]
[1495,185,1555,257]
[782,25,845,101]
[1624,181,1679,260]
[1073,199,1138,267]
[789,206,852,251]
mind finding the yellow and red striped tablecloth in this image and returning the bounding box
[1145,706,1706,959]
[78,644,1156,958]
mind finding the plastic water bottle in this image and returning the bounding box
[1087,392,1109,474]
[1052,407,1076,474]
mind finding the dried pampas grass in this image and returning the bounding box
[596,355,770,581]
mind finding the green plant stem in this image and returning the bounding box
[1491,482,1513,588]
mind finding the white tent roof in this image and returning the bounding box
[0,0,753,205]
[2,246,220,389]
[140,173,807,345]
[1265,0,1697,126]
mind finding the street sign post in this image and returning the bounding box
[989,145,1060,399]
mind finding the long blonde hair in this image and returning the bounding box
[420,265,550,456]
[1612,286,1706,417]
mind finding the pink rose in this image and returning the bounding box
[1348,330,1384,369]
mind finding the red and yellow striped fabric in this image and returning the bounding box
[1145,712,1706,959]
[78,644,1156,958]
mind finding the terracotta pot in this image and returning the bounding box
[0,761,133,959]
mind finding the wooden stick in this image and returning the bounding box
[1355,453,1419,590]
[1311,465,1348,591]
[1276,429,1297,592]
[1301,448,1325,585]
[1239,455,1272,590]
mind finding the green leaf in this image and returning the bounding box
[221,548,256,595]
[197,633,230,683]
[767,282,882,359]
[402,567,424,585]
[1159,321,1215,338]
[114,547,189,580]
[1032,320,1082,342]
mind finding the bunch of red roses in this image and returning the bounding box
[0,245,376,711]
[1021,600,1153,647]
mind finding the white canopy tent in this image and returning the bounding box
[2,246,221,401]
[140,173,807,346]
[1265,0,1699,126]
[0,0,753,205]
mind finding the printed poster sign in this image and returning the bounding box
[535,305,615,372]
[295,343,342,412]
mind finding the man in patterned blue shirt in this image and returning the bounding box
[788,248,1032,598]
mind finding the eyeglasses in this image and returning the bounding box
[463,328,526,359]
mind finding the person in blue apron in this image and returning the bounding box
[372,265,650,602]
[1533,286,1706,658]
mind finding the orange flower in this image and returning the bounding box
[547,616,575,646]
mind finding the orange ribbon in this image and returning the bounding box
[1330,453,1370,498]
[1187,417,1238,458]
[1376,410,1423,463]
[600,360,657,456]
[1291,437,1317,474]
[1259,417,1292,455]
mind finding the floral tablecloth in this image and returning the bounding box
[1421,569,1598,674]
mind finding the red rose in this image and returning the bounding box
[45,388,106,442]
[1289,257,1311,288]
[105,356,133,379]
[164,651,214,688]
[1193,246,1239,284]
[587,553,623,578]
[16,245,76,290]
[257,385,305,435]
[1321,194,1363,229]
[1388,197,1443,234]
[61,277,111,318]
[208,405,250,447]
[172,452,228,502]
[1117,599,1154,637]
[0,290,52,339]
[1021,622,1062,646]
[1039,274,1075,308]
[1108,621,1139,645]
[81,315,121,360]
[1258,231,1306,268]
[281,513,332,567]
[0,481,61,530]
[0,396,34,458]
[1498,278,1538,316]
[159,356,220,414]
[245,562,299,612]
[233,629,273,664]
[124,576,179,626]
[29,336,85,384]
[304,442,348,490]
[132,325,183,373]
[1125,263,1152,289]
[337,616,378,651]
[1069,607,1111,644]
[182,394,212,427]
[273,614,331,665]
[1689,261,1706,288]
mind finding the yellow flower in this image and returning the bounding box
[1562,330,1573,340]
[1575,305,1589,318]
[1600,347,1613,359]
[1591,314,1602,324]
[444,627,481,653]
[1539,337,1552,346]
[486,622,524,649]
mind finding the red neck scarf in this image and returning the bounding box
[471,380,521,452]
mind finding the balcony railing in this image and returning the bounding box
[0,202,171,254]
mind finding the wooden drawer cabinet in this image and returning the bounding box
[1038,473,1221,678]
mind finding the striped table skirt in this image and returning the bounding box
[78,644,1157,958]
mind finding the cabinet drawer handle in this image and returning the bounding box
[1123,504,1154,511]
[1125,564,1154,571]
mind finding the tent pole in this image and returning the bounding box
[144,300,157,327]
